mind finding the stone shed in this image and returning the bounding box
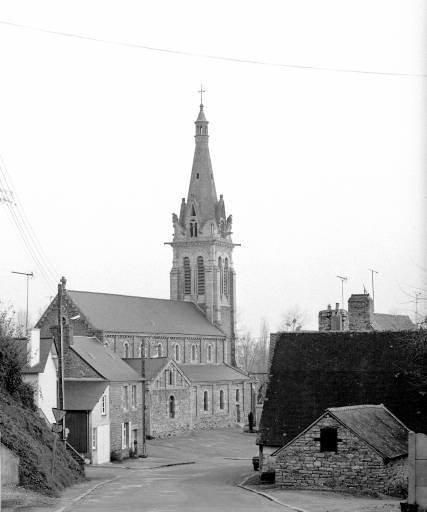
[274,404,408,493]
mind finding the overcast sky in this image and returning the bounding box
[0,1,425,335]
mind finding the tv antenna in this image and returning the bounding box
[336,276,347,310]
[368,269,378,306]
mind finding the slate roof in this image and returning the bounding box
[327,404,409,459]
[257,331,427,447]
[21,338,55,374]
[64,380,108,410]
[123,357,169,380]
[178,363,253,383]
[67,290,224,337]
[71,336,144,382]
[371,314,415,331]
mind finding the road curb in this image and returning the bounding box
[53,461,196,511]
[238,475,311,512]
[96,461,196,470]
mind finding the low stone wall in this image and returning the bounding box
[275,415,406,493]
[193,413,237,430]
[1,443,20,485]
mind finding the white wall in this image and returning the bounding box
[38,352,58,424]
[90,386,110,465]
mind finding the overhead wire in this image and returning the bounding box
[0,152,59,284]
[0,19,425,78]
[0,155,57,292]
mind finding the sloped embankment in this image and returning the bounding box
[0,388,84,496]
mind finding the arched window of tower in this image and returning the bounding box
[218,257,223,295]
[191,344,196,362]
[175,344,180,361]
[197,256,205,295]
[190,220,198,237]
[224,258,229,296]
[157,343,163,357]
[184,257,191,295]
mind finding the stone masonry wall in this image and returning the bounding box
[149,387,192,438]
[109,381,143,458]
[192,381,253,429]
[275,415,406,493]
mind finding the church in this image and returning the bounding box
[36,100,255,446]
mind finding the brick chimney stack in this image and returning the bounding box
[348,293,374,330]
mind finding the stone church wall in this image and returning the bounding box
[192,382,253,429]
[149,387,192,438]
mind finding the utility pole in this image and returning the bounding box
[141,337,147,458]
[368,269,378,307]
[57,277,66,443]
[336,276,347,310]
[11,271,33,331]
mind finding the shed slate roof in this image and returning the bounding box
[67,290,224,337]
[178,363,253,383]
[123,357,169,380]
[64,380,108,410]
[21,338,55,374]
[371,314,415,331]
[327,404,409,459]
[71,336,144,382]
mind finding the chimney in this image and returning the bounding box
[28,328,40,367]
[335,303,339,311]
[348,294,374,330]
[327,304,331,311]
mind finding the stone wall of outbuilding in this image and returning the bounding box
[149,387,192,438]
[275,414,407,493]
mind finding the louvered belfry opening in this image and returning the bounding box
[197,256,205,294]
[218,257,223,294]
[224,258,229,296]
[184,257,191,295]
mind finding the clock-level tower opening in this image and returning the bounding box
[168,99,238,366]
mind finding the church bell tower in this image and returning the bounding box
[168,97,238,366]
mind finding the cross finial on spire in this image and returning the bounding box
[198,84,205,105]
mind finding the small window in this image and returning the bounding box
[131,385,137,408]
[124,386,129,409]
[92,427,97,450]
[236,389,240,402]
[101,394,107,415]
[196,173,199,179]
[122,422,130,449]
[207,344,212,362]
[175,344,180,361]
[220,390,224,410]
[191,344,196,362]
[204,391,208,411]
[157,343,163,357]
[169,396,175,418]
[124,342,129,358]
[320,428,338,452]
[169,369,173,386]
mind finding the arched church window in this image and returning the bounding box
[224,258,229,296]
[204,391,208,411]
[197,256,205,294]
[175,344,180,361]
[190,220,197,237]
[220,390,224,410]
[123,342,129,358]
[191,344,196,362]
[207,344,213,362]
[236,389,240,402]
[157,343,163,357]
[218,257,223,295]
[184,257,191,295]
[169,396,175,418]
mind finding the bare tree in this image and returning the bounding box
[236,331,259,374]
[14,308,34,332]
[278,305,311,332]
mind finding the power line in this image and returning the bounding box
[0,153,59,283]
[0,19,426,78]
[0,157,56,291]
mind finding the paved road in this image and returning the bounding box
[70,429,290,511]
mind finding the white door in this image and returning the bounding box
[97,424,110,464]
